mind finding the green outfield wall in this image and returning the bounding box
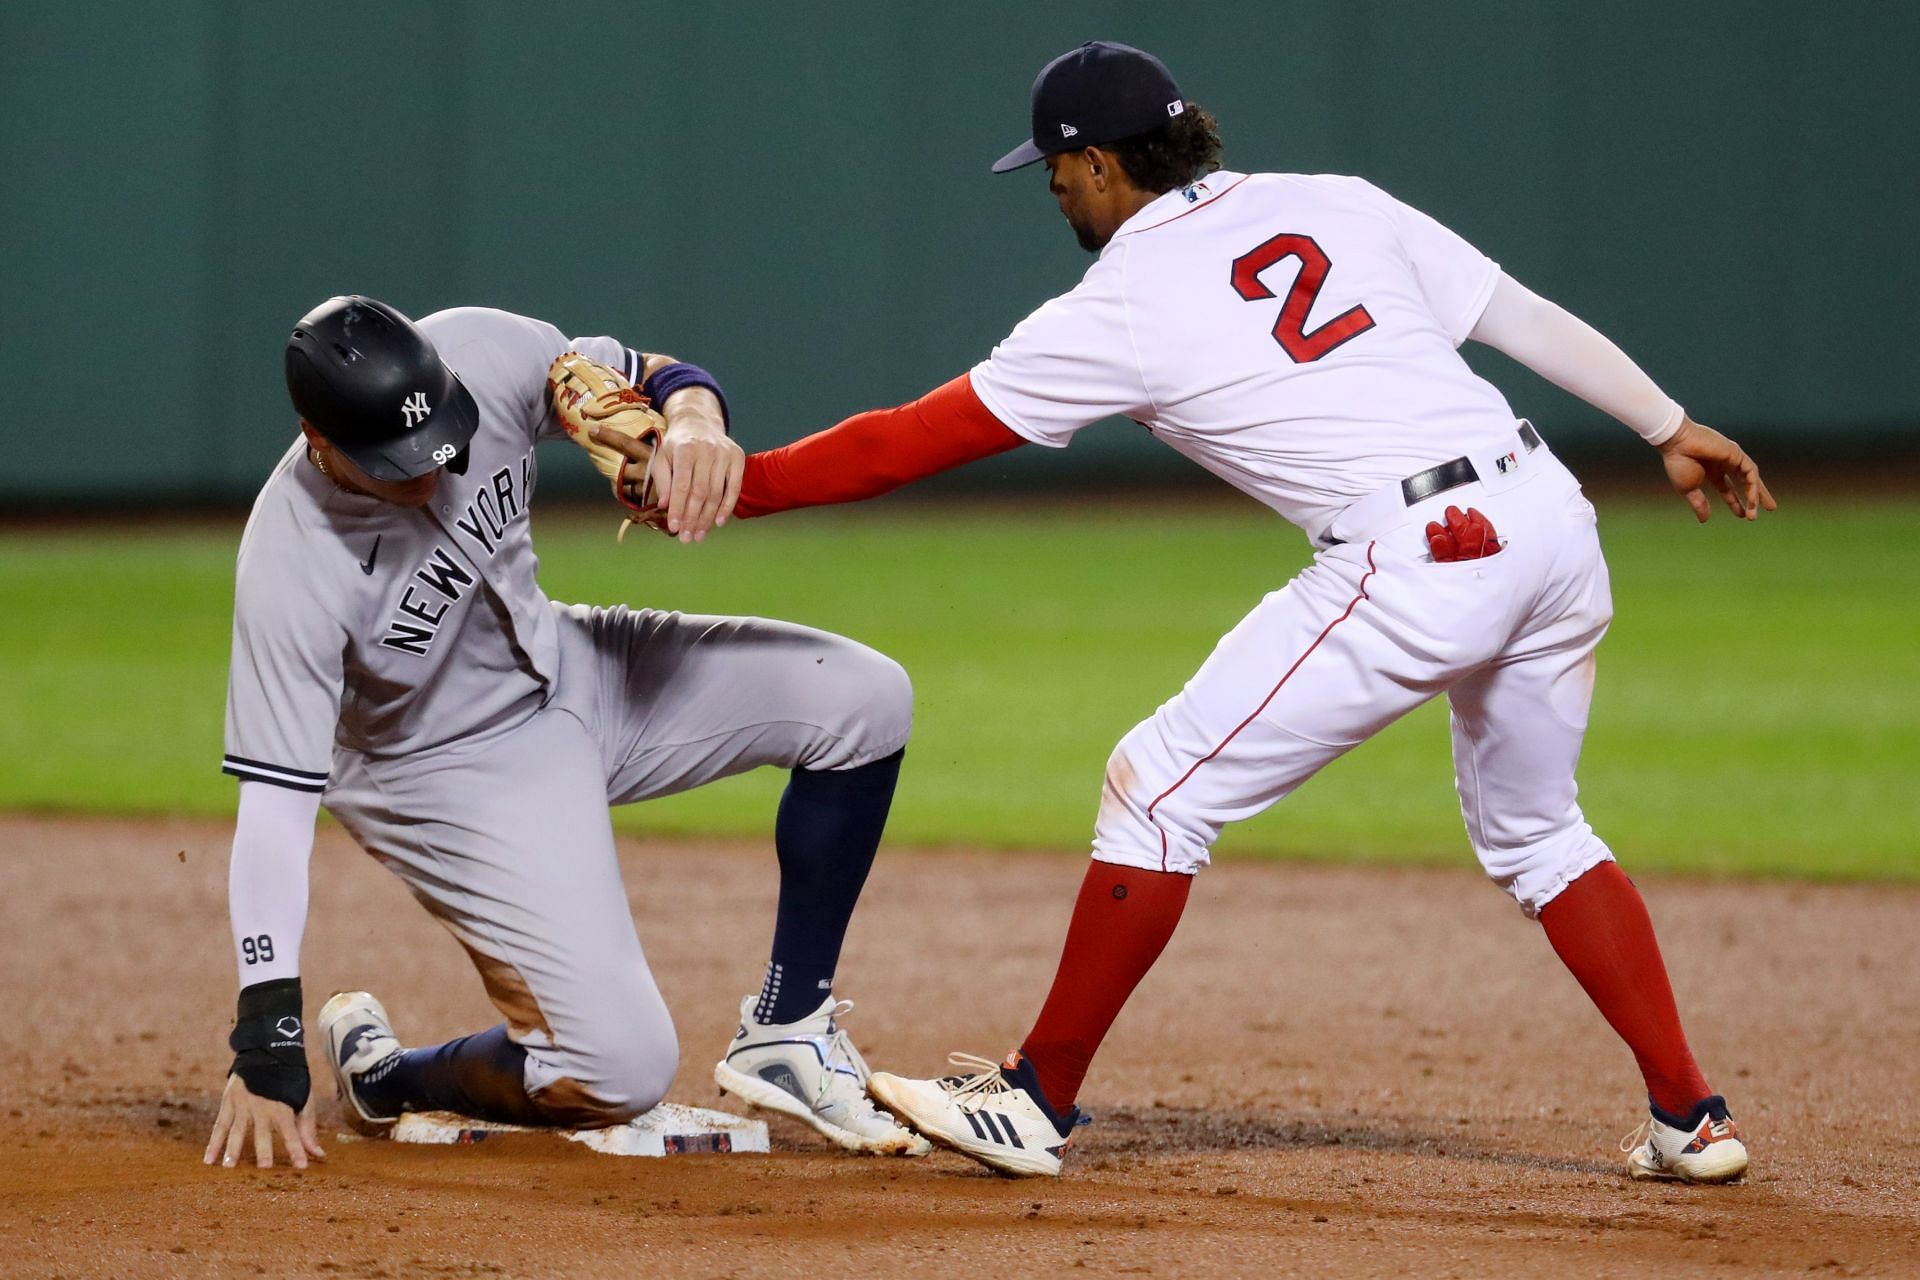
[3,2,1914,505]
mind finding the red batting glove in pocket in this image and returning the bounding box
[1425,506,1503,562]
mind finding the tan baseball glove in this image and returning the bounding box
[547,352,668,539]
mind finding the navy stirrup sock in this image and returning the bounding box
[755,748,904,1024]
[355,1024,546,1127]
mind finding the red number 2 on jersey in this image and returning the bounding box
[1229,233,1376,363]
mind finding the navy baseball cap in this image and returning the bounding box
[992,41,1186,173]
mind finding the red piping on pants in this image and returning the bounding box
[1145,542,1379,870]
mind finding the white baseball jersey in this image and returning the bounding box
[963,170,1633,916]
[970,170,1522,542]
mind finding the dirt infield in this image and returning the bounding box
[1,816,1915,1278]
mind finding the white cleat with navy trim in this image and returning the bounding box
[714,995,930,1156]
[319,990,406,1138]
[867,1051,1086,1178]
[1622,1094,1750,1184]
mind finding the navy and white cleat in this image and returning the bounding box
[318,990,406,1137]
[714,994,929,1156]
[1623,1094,1750,1184]
[867,1050,1087,1178]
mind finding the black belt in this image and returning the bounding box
[1399,420,1544,507]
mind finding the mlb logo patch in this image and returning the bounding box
[1494,451,1519,475]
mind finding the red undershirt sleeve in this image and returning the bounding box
[734,373,1025,518]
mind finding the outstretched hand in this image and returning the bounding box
[650,421,743,543]
[591,413,742,544]
[1658,418,1776,523]
[203,1072,325,1170]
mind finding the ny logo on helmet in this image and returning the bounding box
[401,391,432,427]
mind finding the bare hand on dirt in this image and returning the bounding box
[202,1073,325,1170]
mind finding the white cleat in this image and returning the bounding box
[866,1051,1085,1179]
[1622,1094,1750,1184]
[318,990,406,1137]
[714,995,930,1157]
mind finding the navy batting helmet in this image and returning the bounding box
[285,295,478,481]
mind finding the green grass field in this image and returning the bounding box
[3,497,1914,879]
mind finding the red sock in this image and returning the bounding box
[1017,862,1192,1110]
[1539,861,1712,1116]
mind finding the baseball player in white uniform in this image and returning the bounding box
[726,42,1773,1181]
[202,296,929,1169]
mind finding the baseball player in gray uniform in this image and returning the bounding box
[202,295,928,1169]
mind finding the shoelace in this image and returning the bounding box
[810,1001,907,1127]
[1619,1113,1733,1154]
[936,1053,1093,1134]
[817,1000,874,1086]
[937,1052,1019,1113]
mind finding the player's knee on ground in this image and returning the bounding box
[527,1013,680,1127]
[1472,819,1614,918]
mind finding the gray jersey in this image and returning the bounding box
[222,308,637,785]
[220,303,913,1125]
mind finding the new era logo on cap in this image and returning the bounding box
[992,41,1186,173]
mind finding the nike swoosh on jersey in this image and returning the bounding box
[360,535,381,575]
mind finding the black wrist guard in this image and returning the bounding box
[228,977,309,1111]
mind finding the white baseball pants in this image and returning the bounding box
[1096,445,1615,916]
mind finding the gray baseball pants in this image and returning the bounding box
[324,603,912,1124]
